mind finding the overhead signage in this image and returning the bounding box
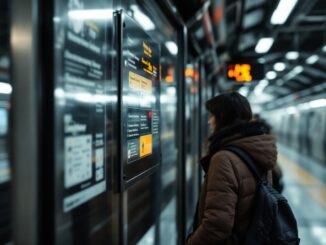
[226,63,264,82]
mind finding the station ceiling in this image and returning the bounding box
[174,0,326,106]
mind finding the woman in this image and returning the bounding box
[186,92,277,245]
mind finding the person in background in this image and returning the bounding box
[186,92,277,245]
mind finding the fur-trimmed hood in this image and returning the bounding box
[201,121,277,173]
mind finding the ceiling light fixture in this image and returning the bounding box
[309,99,326,109]
[165,41,178,55]
[254,79,269,95]
[238,86,249,97]
[322,45,326,52]
[273,62,286,71]
[271,0,298,25]
[285,51,299,60]
[306,55,319,64]
[0,82,12,94]
[284,65,303,80]
[266,71,277,80]
[255,37,274,53]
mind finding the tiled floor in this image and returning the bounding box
[278,144,326,245]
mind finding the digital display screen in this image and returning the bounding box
[226,63,264,82]
[120,13,160,183]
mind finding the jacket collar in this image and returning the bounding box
[200,121,271,173]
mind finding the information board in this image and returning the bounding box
[116,12,160,187]
[54,0,107,212]
[226,63,264,82]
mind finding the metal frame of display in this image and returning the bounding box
[10,0,43,243]
[114,10,161,192]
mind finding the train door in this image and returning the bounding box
[291,114,300,150]
[0,0,12,243]
[310,110,326,162]
[307,111,317,159]
[298,112,309,155]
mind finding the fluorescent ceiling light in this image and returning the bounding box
[323,45,326,52]
[293,65,303,74]
[306,55,319,64]
[284,65,303,80]
[130,5,155,31]
[285,51,299,60]
[254,79,269,95]
[309,99,326,109]
[287,106,297,114]
[273,62,286,71]
[238,86,249,97]
[260,79,269,87]
[165,41,178,55]
[255,37,274,53]
[0,82,12,94]
[271,0,298,25]
[266,71,277,80]
[68,9,113,20]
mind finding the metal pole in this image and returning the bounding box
[10,0,39,244]
[177,25,187,245]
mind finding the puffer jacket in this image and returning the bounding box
[186,121,277,245]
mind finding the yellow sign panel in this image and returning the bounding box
[143,41,153,58]
[139,134,152,157]
[129,71,152,92]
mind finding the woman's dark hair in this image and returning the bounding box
[206,91,252,132]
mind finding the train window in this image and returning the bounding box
[0,0,12,243]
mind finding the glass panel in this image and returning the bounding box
[119,1,179,244]
[53,0,117,243]
[185,63,200,232]
[0,0,12,243]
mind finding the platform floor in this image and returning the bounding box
[278,144,326,245]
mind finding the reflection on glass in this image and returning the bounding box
[68,9,113,20]
[0,0,12,243]
[130,5,155,31]
[165,41,178,56]
[54,0,113,243]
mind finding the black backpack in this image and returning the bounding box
[224,146,300,245]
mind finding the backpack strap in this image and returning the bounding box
[223,146,267,183]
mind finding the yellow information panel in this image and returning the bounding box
[139,134,152,157]
[129,71,152,92]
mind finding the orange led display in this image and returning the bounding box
[164,67,174,83]
[227,64,253,82]
[185,68,195,77]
